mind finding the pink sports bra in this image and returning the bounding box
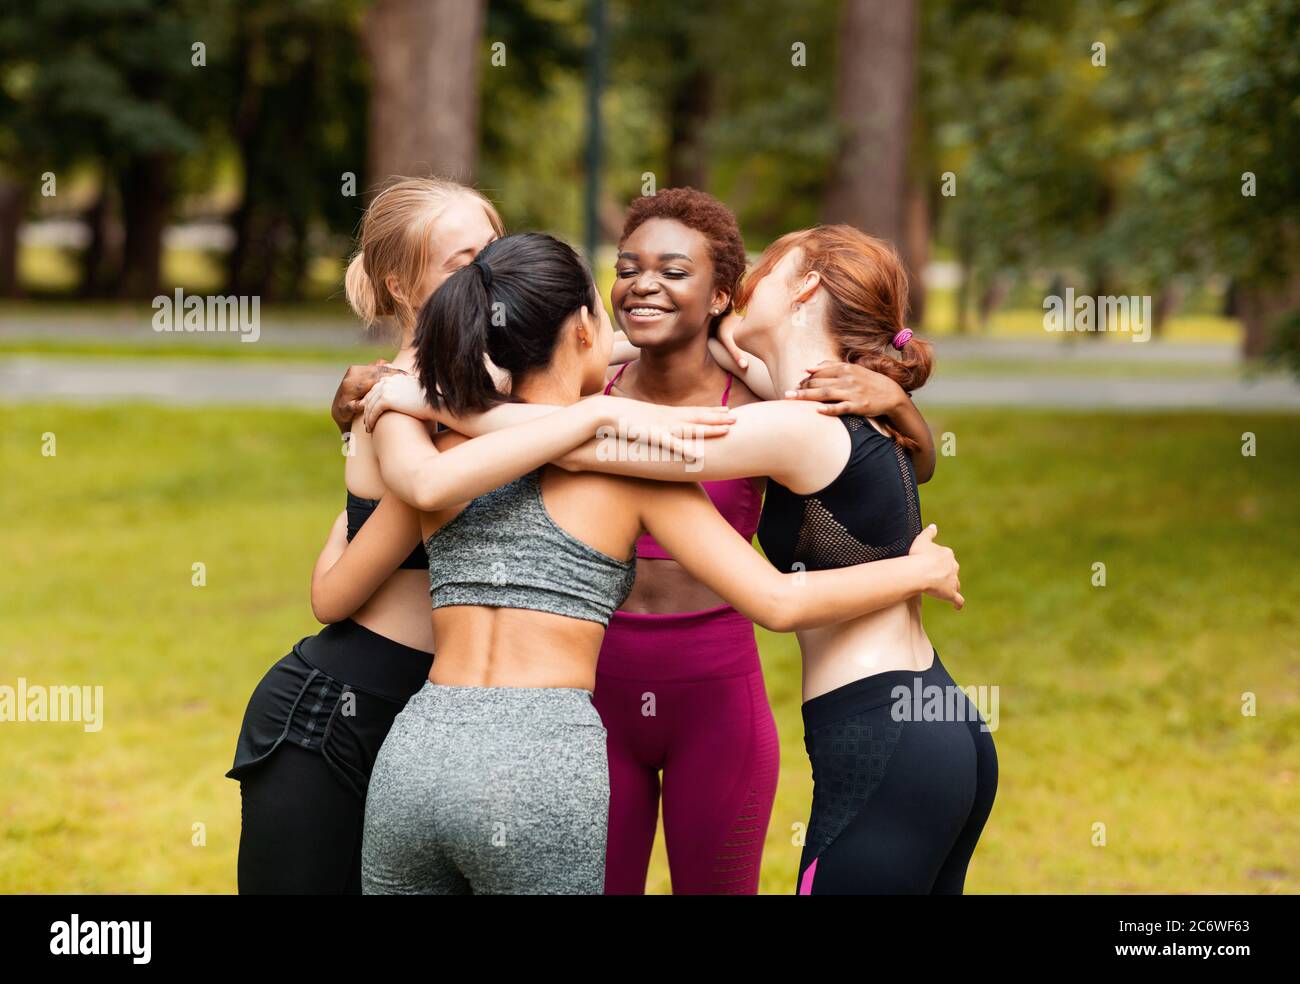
[605,361,764,561]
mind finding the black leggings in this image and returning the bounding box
[227,620,432,894]
[238,743,364,894]
[797,651,998,895]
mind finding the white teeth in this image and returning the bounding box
[629,307,666,316]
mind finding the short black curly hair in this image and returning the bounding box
[620,187,747,316]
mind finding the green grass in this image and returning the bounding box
[922,285,1241,344]
[0,339,389,363]
[17,246,345,301]
[2,405,1297,894]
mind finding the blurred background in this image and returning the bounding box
[2,0,1297,894]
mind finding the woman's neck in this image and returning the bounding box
[747,318,841,395]
[632,332,724,403]
[513,370,581,407]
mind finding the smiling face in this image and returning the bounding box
[612,218,727,349]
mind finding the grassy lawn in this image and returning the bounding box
[2,404,1297,894]
[0,339,390,364]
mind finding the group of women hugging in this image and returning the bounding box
[226,178,998,895]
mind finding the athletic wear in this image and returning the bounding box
[361,682,609,894]
[228,619,433,893]
[758,414,921,573]
[755,415,996,894]
[424,468,636,625]
[597,363,776,895]
[595,605,779,894]
[606,363,763,560]
[797,651,998,894]
[362,467,636,893]
[347,491,428,570]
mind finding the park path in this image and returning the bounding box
[3,354,1299,410]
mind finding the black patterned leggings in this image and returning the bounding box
[797,651,998,895]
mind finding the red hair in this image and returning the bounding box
[737,225,933,451]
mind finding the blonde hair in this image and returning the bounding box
[344,177,506,339]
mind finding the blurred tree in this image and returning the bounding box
[824,0,925,320]
[224,0,368,300]
[1119,0,1300,356]
[607,0,839,246]
[477,0,585,236]
[924,0,1299,352]
[363,0,485,190]
[0,0,218,298]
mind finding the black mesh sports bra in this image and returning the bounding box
[346,492,429,570]
[756,415,922,574]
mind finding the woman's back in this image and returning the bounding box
[421,442,644,689]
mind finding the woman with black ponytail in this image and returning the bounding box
[312,232,963,894]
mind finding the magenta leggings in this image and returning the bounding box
[593,605,780,894]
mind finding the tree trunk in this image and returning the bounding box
[364,0,485,192]
[666,64,713,190]
[78,182,115,298]
[903,177,929,325]
[117,155,172,300]
[1152,279,1185,340]
[1238,273,1300,358]
[0,177,23,297]
[823,0,920,317]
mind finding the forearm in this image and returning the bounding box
[378,402,608,511]
[310,512,353,623]
[430,400,558,437]
[886,397,936,483]
[771,556,927,631]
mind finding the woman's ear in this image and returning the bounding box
[793,271,821,306]
[575,305,596,348]
[385,273,406,308]
[710,289,731,317]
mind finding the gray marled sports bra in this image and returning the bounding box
[425,469,637,626]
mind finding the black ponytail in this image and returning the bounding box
[414,233,598,416]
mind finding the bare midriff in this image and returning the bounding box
[797,595,935,702]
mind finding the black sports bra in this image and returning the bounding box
[346,492,429,570]
[756,415,922,574]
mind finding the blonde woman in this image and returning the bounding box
[226,178,503,894]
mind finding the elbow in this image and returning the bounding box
[311,583,347,625]
[749,581,798,634]
[410,485,446,513]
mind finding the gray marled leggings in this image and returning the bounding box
[361,681,609,894]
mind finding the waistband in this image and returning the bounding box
[295,619,433,703]
[801,650,947,732]
[405,680,602,728]
[597,604,760,681]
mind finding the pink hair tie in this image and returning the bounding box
[891,328,913,350]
